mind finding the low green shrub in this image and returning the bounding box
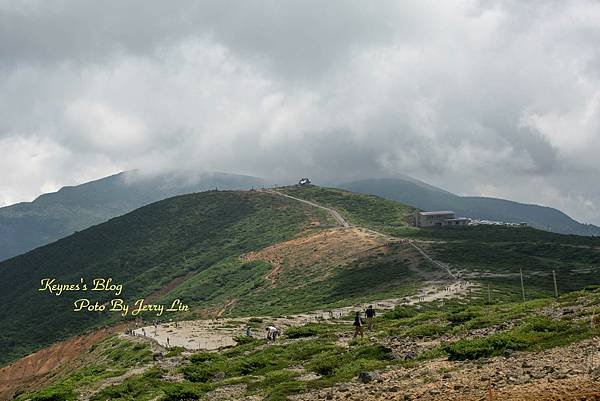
[182,366,216,383]
[284,324,329,339]
[257,370,300,388]
[283,340,338,360]
[523,317,568,333]
[162,387,202,401]
[306,352,340,376]
[306,344,392,378]
[405,323,448,338]
[352,344,394,361]
[165,346,185,357]
[238,353,281,375]
[444,333,528,360]
[30,388,75,401]
[265,380,307,401]
[447,310,478,324]
[444,316,581,360]
[189,352,221,363]
[384,306,417,319]
[233,335,257,345]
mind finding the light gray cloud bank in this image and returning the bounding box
[1,0,599,224]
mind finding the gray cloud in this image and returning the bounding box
[1,0,599,224]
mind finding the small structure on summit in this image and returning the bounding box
[415,211,470,227]
[298,178,311,186]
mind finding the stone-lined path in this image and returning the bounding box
[131,281,475,351]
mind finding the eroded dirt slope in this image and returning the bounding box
[0,326,123,400]
[244,227,389,286]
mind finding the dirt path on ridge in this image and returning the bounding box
[265,188,457,280]
[265,189,350,228]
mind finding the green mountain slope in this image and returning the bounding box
[339,178,600,236]
[0,186,423,366]
[0,170,266,262]
[2,184,599,371]
[5,187,600,401]
[0,189,332,365]
[277,185,415,232]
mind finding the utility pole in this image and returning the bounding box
[592,310,597,374]
[552,270,559,299]
[520,268,525,302]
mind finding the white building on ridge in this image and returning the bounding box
[416,211,470,227]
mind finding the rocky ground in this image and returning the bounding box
[289,338,600,401]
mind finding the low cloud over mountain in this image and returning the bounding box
[1,0,599,224]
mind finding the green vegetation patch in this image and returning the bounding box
[444,316,588,360]
[177,327,396,400]
[16,336,153,401]
[278,185,414,232]
[229,249,423,317]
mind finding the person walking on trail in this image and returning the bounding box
[266,325,280,341]
[353,312,364,338]
[365,305,376,331]
[246,326,253,337]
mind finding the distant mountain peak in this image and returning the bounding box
[0,170,266,261]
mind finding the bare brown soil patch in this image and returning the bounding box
[243,227,388,286]
[0,325,127,401]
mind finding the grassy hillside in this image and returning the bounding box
[0,170,266,261]
[277,185,415,233]
[340,178,600,236]
[0,190,330,365]
[402,225,600,300]
[165,244,429,317]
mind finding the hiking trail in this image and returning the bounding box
[265,189,350,228]
[131,189,470,352]
[131,281,474,351]
[265,188,457,279]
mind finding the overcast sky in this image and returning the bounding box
[1,0,599,224]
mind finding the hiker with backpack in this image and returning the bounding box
[353,311,364,337]
[266,325,280,341]
[365,305,376,331]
